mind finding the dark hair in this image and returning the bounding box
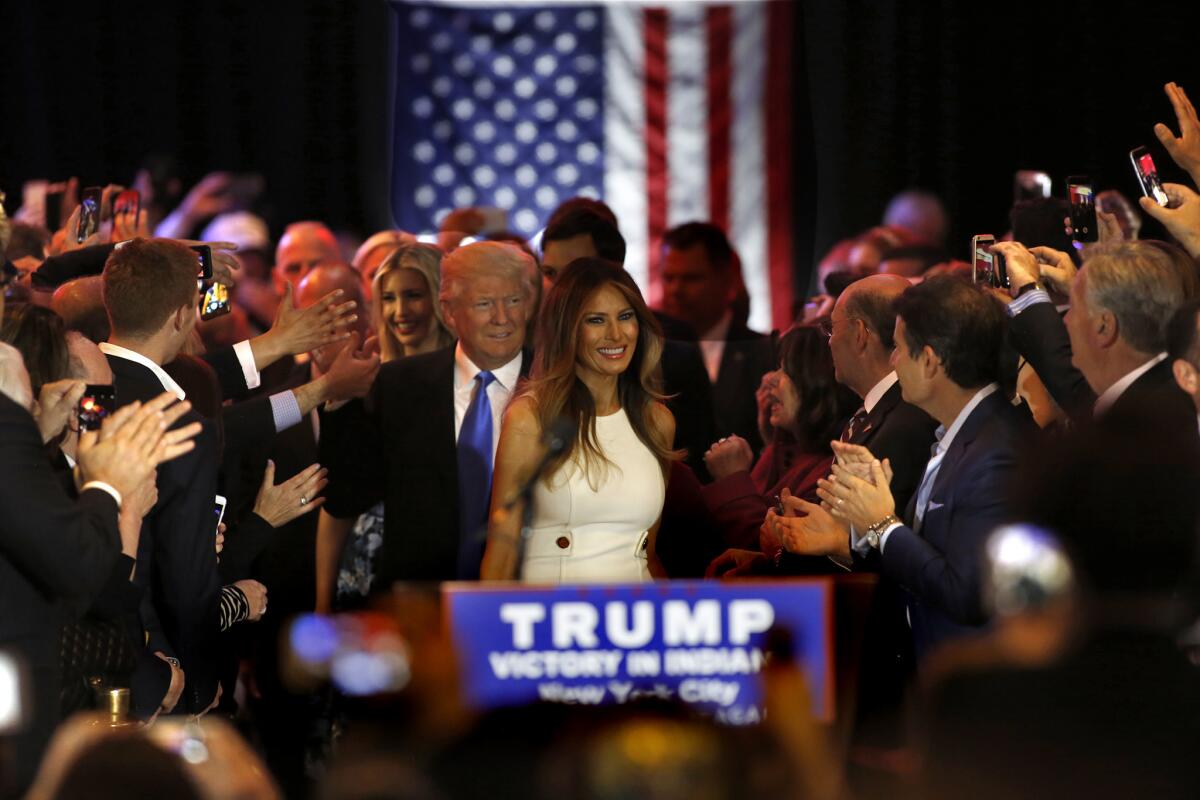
[543,204,627,264]
[844,286,898,351]
[0,303,70,395]
[102,238,198,338]
[777,325,858,451]
[5,221,50,262]
[894,275,1005,389]
[662,222,735,275]
[525,258,679,484]
[50,735,203,800]
[1168,297,1200,364]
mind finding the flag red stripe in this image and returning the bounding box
[765,0,795,331]
[706,6,732,234]
[643,8,669,300]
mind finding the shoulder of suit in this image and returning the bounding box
[377,347,455,390]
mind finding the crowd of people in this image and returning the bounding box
[4,79,1200,798]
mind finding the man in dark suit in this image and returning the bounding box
[659,222,775,453]
[817,277,1036,660]
[995,240,1197,439]
[99,238,225,715]
[321,241,536,586]
[0,365,198,796]
[539,199,717,474]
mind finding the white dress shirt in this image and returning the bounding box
[98,342,187,400]
[699,310,733,384]
[453,344,523,457]
[1093,352,1168,418]
[862,371,899,414]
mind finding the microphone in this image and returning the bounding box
[503,416,576,510]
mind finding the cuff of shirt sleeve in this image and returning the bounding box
[878,521,904,553]
[81,481,123,509]
[1007,288,1051,317]
[270,390,304,433]
[233,340,262,391]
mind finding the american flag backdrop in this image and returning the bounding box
[389,0,797,333]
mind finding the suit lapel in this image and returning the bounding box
[852,381,903,445]
[921,392,1003,530]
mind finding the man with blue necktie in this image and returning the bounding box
[320,241,535,586]
[818,277,1036,660]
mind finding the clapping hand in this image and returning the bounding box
[704,435,754,480]
[764,488,851,559]
[273,284,358,359]
[817,460,896,532]
[77,393,202,499]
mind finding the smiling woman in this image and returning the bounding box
[481,258,680,583]
[370,243,454,361]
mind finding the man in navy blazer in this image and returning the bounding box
[820,277,1035,660]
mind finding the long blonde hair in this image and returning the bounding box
[519,258,680,486]
[371,243,454,361]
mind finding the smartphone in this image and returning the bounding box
[972,235,997,287]
[774,495,785,515]
[78,384,117,433]
[214,495,227,531]
[1066,176,1098,243]
[77,186,103,243]
[1014,170,1052,202]
[190,245,214,281]
[1130,147,1169,207]
[113,188,140,224]
[199,280,232,320]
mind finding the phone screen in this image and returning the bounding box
[1131,148,1170,207]
[199,281,232,320]
[1067,179,1098,243]
[78,384,116,433]
[972,236,996,287]
[214,495,227,531]
[77,187,102,244]
[113,189,140,223]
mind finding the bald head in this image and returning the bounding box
[298,263,368,341]
[829,273,912,397]
[66,331,114,384]
[51,276,110,343]
[275,221,341,293]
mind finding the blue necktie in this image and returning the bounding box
[456,371,496,579]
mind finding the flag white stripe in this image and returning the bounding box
[730,1,770,333]
[665,5,709,228]
[603,5,650,292]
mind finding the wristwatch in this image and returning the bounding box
[864,514,900,549]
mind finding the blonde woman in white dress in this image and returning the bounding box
[481,258,678,582]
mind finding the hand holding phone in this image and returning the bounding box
[199,280,232,320]
[76,186,103,244]
[191,245,214,281]
[1066,176,1098,243]
[78,384,117,433]
[1130,147,1170,207]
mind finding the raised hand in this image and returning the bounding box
[77,393,201,498]
[704,548,770,579]
[1155,82,1200,187]
[272,284,357,359]
[1139,182,1200,259]
[1028,246,1078,293]
[33,379,86,443]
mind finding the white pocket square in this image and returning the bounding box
[926,501,945,512]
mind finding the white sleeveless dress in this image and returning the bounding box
[521,408,665,583]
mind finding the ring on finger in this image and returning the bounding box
[836,498,844,507]
[299,496,308,506]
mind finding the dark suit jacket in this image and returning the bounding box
[1008,300,1198,440]
[712,319,776,453]
[321,346,530,585]
[881,391,1035,659]
[0,394,121,795]
[106,354,222,714]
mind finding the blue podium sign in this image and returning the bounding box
[444,580,834,723]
